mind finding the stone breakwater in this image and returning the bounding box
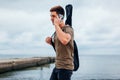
[0,57,55,74]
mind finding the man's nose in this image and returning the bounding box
[51,17,54,21]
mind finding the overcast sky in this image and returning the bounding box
[0,0,120,56]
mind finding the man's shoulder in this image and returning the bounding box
[63,25,73,30]
[62,25,74,35]
[65,25,72,28]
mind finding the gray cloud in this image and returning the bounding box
[0,0,120,55]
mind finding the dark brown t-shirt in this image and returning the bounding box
[54,25,74,70]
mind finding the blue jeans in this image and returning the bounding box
[50,67,73,80]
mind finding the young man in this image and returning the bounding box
[45,5,74,80]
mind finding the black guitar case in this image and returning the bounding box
[65,4,79,71]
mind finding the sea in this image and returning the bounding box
[0,54,120,80]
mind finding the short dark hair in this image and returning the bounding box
[50,5,65,17]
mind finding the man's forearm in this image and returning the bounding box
[55,25,71,45]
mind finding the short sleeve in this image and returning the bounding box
[62,26,74,38]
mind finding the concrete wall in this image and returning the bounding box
[0,57,55,74]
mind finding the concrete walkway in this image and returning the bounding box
[0,57,55,74]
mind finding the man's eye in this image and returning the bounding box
[51,15,55,17]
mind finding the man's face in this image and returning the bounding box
[50,11,58,25]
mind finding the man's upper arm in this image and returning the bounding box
[63,27,74,45]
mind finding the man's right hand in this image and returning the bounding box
[45,37,52,45]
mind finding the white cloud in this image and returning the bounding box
[12,32,33,44]
[0,0,120,56]
[72,0,120,55]
[0,8,50,32]
[0,31,9,43]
